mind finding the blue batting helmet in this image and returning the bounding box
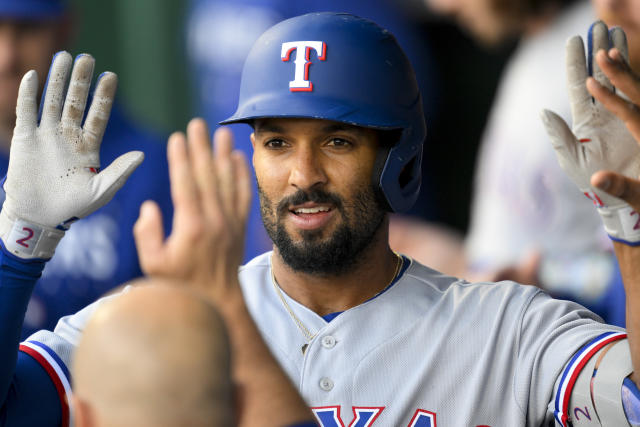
[220,12,426,213]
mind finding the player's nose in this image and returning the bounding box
[287,144,328,191]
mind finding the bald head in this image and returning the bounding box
[73,281,234,427]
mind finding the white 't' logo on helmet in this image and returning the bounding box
[281,41,326,92]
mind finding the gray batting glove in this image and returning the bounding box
[542,21,640,245]
[0,52,143,260]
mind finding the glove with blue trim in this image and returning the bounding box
[542,21,640,245]
[0,52,143,260]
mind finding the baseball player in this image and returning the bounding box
[0,11,639,427]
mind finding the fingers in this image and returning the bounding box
[39,51,72,127]
[594,48,640,105]
[14,70,39,136]
[170,120,249,235]
[187,118,220,220]
[592,170,640,211]
[566,36,591,120]
[87,150,144,211]
[609,26,629,66]
[61,54,95,129]
[541,109,579,159]
[83,72,117,151]
[587,77,640,141]
[588,21,614,92]
[134,200,167,276]
[232,151,252,225]
[213,126,236,217]
[167,131,200,225]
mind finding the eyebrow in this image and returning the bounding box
[254,122,365,135]
[321,123,365,135]
[254,123,284,134]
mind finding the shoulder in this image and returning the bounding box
[400,258,542,305]
[239,251,272,276]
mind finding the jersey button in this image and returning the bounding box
[321,335,336,349]
[319,377,334,391]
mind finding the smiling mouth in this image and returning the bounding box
[292,206,331,214]
[286,204,335,231]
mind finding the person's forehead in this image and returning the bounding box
[253,117,375,137]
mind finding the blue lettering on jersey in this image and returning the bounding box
[311,407,437,427]
[408,409,437,427]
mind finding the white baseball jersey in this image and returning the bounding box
[25,253,624,426]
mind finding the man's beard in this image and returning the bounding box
[258,184,386,276]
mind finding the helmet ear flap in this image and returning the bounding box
[372,129,409,212]
[372,145,393,212]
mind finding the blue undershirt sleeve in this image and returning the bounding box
[0,244,62,426]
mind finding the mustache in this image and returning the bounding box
[277,188,343,214]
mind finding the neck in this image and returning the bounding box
[271,219,399,316]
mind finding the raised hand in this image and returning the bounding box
[541,22,640,245]
[0,52,143,259]
[133,118,251,303]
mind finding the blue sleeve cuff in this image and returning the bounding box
[0,240,46,279]
[287,422,318,427]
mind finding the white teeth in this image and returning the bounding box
[294,206,330,214]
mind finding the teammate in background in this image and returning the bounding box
[3,12,640,427]
[73,283,316,427]
[73,284,235,427]
[0,0,173,337]
[419,0,631,325]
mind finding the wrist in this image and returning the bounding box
[597,204,640,245]
[212,284,247,320]
[0,209,64,260]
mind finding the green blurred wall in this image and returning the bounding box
[70,0,192,135]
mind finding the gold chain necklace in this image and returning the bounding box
[270,253,403,354]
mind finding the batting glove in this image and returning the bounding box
[542,21,640,245]
[0,52,143,260]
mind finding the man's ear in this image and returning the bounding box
[250,132,257,167]
[72,394,96,427]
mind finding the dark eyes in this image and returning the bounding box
[263,137,353,149]
[327,138,352,148]
[264,138,286,149]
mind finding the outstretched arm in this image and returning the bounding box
[0,52,142,426]
[584,38,640,388]
[541,21,640,425]
[133,118,315,427]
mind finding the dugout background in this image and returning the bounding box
[68,0,515,236]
